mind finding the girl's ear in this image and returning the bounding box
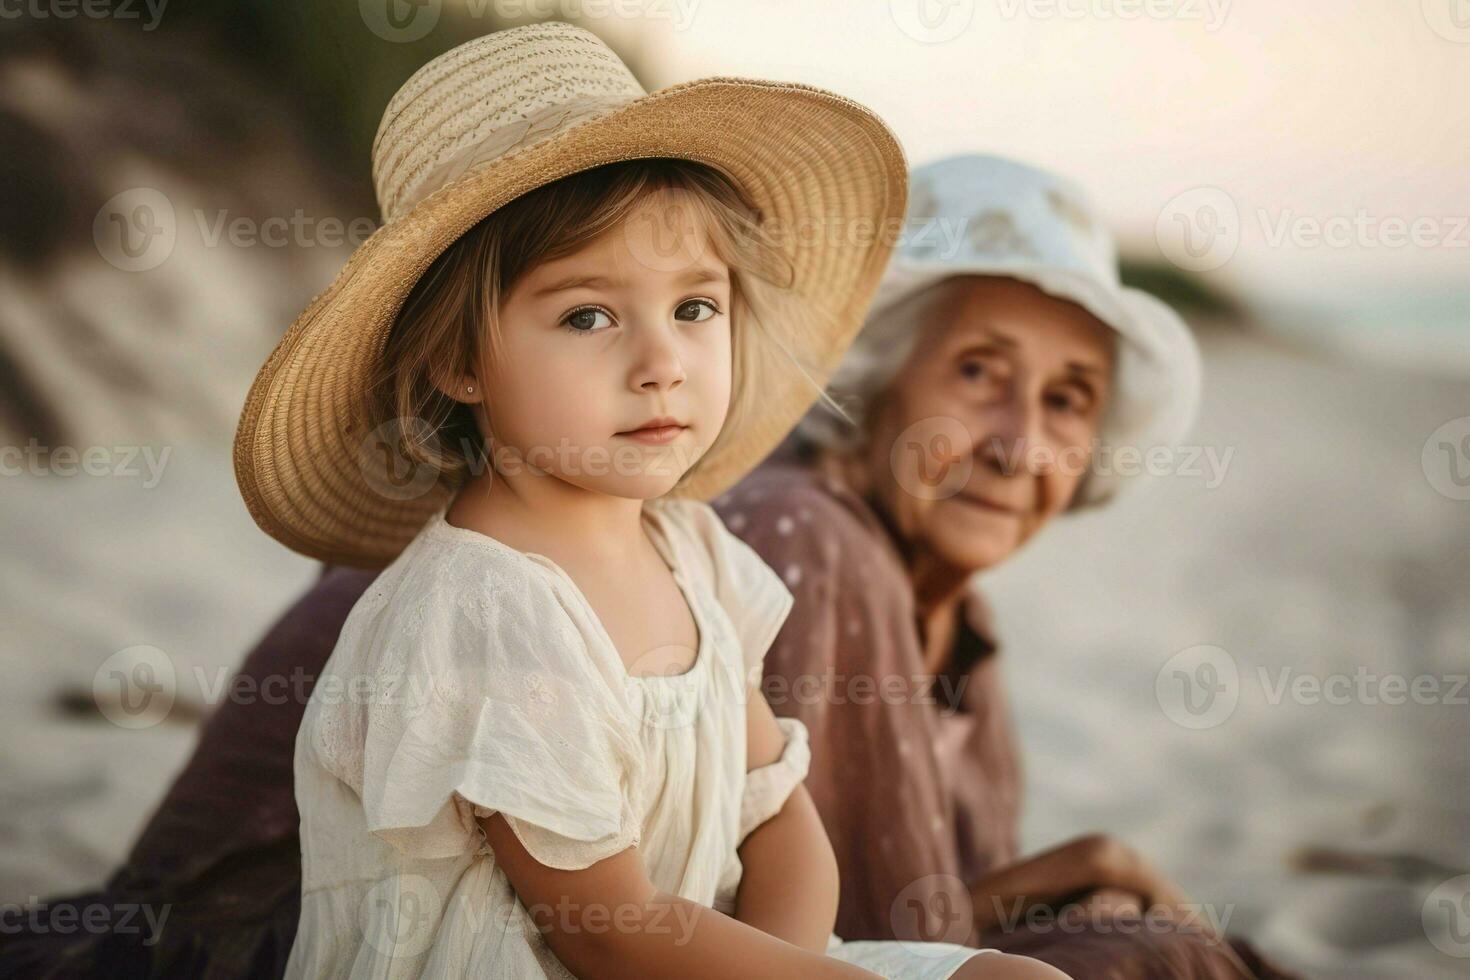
[429,364,482,405]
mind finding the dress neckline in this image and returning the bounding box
[426,500,709,687]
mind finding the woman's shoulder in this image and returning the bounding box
[710,463,895,580]
[655,465,865,550]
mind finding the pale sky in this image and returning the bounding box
[583,0,1470,309]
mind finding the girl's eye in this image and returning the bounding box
[674,298,720,323]
[562,306,613,334]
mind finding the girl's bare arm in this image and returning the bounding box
[478,812,878,980]
[731,691,842,951]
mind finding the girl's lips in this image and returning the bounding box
[616,424,687,445]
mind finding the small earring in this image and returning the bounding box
[465,385,475,394]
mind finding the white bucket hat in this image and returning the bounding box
[868,154,1203,507]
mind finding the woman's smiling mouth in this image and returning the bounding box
[954,490,1023,517]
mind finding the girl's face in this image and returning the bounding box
[478,193,734,500]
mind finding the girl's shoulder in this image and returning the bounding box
[645,496,753,589]
[305,514,649,862]
[339,510,596,686]
[644,495,722,555]
[308,510,639,783]
[363,510,555,611]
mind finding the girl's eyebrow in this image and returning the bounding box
[678,264,729,286]
[532,274,615,297]
[532,265,729,298]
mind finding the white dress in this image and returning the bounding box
[284,497,993,978]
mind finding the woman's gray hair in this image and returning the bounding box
[794,296,928,453]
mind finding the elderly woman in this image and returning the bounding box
[705,156,1294,977]
[1,157,1291,979]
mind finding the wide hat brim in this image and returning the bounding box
[233,78,906,568]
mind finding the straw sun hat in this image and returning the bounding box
[232,22,906,569]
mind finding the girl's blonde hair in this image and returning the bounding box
[370,158,825,495]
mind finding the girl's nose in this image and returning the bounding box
[628,320,686,393]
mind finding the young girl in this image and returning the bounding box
[234,23,1066,980]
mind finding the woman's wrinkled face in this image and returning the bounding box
[477,193,734,499]
[864,275,1115,572]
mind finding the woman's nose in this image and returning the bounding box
[977,394,1044,475]
[628,320,686,392]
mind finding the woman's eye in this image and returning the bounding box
[959,359,988,380]
[1047,388,1092,415]
[674,299,720,323]
[563,307,613,333]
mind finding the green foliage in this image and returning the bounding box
[1119,256,1242,318]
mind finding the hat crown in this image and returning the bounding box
[899,154,1120,287]
[372,23,646,223]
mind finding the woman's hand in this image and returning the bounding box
[969,834,1217,939]
[1072,834,1198,925]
